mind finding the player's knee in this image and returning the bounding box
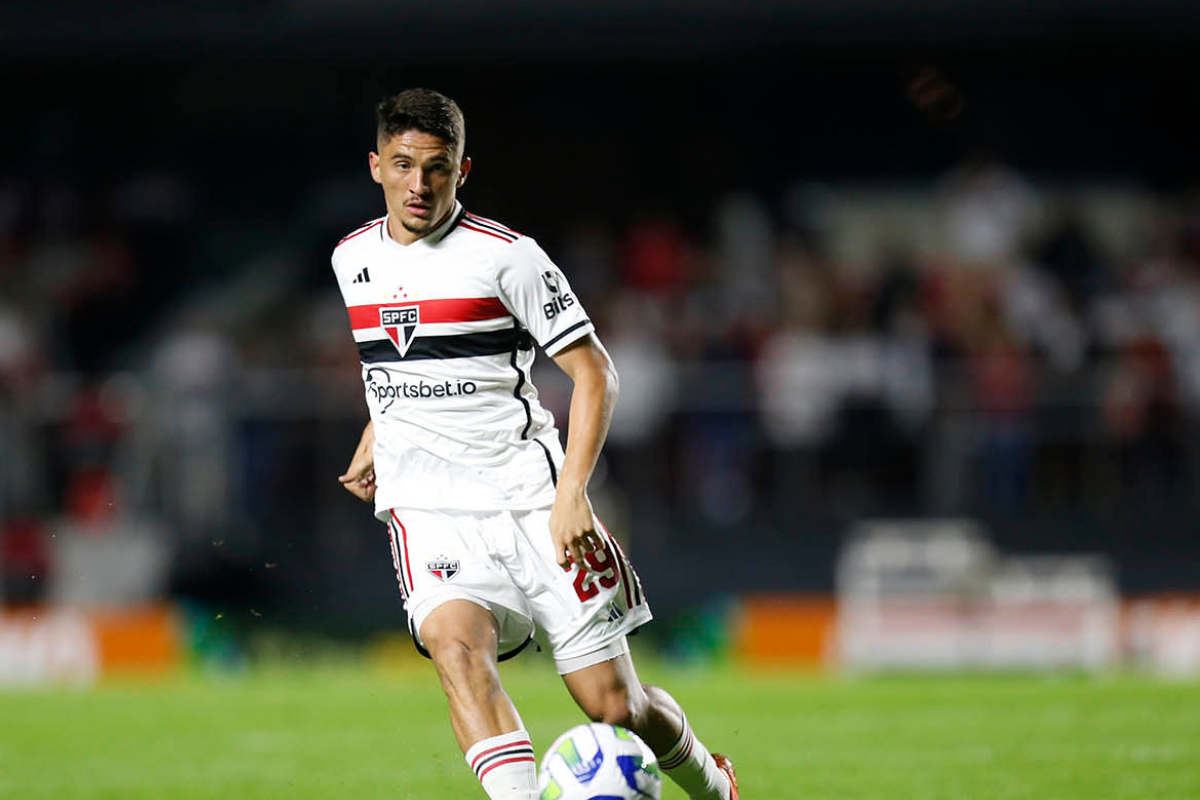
[427,636,497,691]
[428,636,483,671]
[588,685,648,731]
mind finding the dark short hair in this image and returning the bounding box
[375,88,465,152]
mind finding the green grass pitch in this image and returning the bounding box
[2,654,1199,799]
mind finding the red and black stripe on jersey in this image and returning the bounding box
[346,297,511,328]
[336,218,384,247]
[347,296,534,363]
[358,328,533,362]
[459,212,521,243]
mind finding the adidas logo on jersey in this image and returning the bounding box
[352,268,371,284]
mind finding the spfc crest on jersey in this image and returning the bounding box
[426,556,460,582]
[380,305,419,357]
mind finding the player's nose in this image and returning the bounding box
[408,168,432,192]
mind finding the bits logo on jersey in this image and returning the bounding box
[541,270,575,320]
[426,556,460,582]
[380,306,420,356]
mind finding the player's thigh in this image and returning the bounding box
[386,507,534,656]
[505,508,652,667]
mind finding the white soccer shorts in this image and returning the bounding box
[385,505,652,673]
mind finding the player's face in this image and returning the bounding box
[369,130,471,245]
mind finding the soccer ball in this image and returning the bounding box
[537,723,662,800]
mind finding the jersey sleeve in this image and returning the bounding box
[329,248,353,318]
[495,237,594,356]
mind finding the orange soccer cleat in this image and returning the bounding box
[713,753,740,800]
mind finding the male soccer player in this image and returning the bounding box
[334,89,739,800]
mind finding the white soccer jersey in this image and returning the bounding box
[332,202,595,519]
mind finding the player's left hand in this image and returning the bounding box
[338,420,377,502]
[549,486,605,572]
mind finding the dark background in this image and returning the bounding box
[1,0,1198,634]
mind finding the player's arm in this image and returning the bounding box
[337,419,377,502]
[549,333,618,571]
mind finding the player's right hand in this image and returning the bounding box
[338,421,377,502]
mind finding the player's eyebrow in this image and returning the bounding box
[391,152,451,164]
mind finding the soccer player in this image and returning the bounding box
[333,89,739,800]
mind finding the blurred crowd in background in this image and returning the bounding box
[2,36,1199,629]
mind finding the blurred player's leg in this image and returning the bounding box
[712,753,740,800]
[562,651,733,800]
[422,600,537,799]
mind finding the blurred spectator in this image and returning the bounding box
[619,216,693,298]
[939,150,1043,266]
[149,325,240,538]
[966,293,1035,511]
[605,292,678,446]
[1036,205,1105,310]
[1101,336,1185,507]
[0,304,39,391]
[1000,262,1087,373]
[713,193,776,323]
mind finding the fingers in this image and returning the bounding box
[569,542,587,571]
[339,469,375,501]
[561,530,604,572]
[350,485,376,502]
[339,449,374,484]
[338,464,373,484]
[557,540,585,572]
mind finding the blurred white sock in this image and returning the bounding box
[658,716,731,800]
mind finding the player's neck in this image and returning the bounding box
[385,207,455,247]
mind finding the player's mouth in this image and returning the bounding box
[406,202,432,218]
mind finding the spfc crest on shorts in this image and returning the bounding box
[380,305,419,357]
[426,556,460,582]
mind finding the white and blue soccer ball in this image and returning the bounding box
[537,723,662,800]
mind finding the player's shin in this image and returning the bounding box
[464,729,538,800]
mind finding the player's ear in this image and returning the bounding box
[369,151,382,185]
[457,156,472,188]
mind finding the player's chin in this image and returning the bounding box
[401,210,433,229]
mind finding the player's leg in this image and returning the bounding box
[420,600,538,800]
[560,649,736,800]
[504,506,737,797]
[420,599,524,749]
[387,509,539,800]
